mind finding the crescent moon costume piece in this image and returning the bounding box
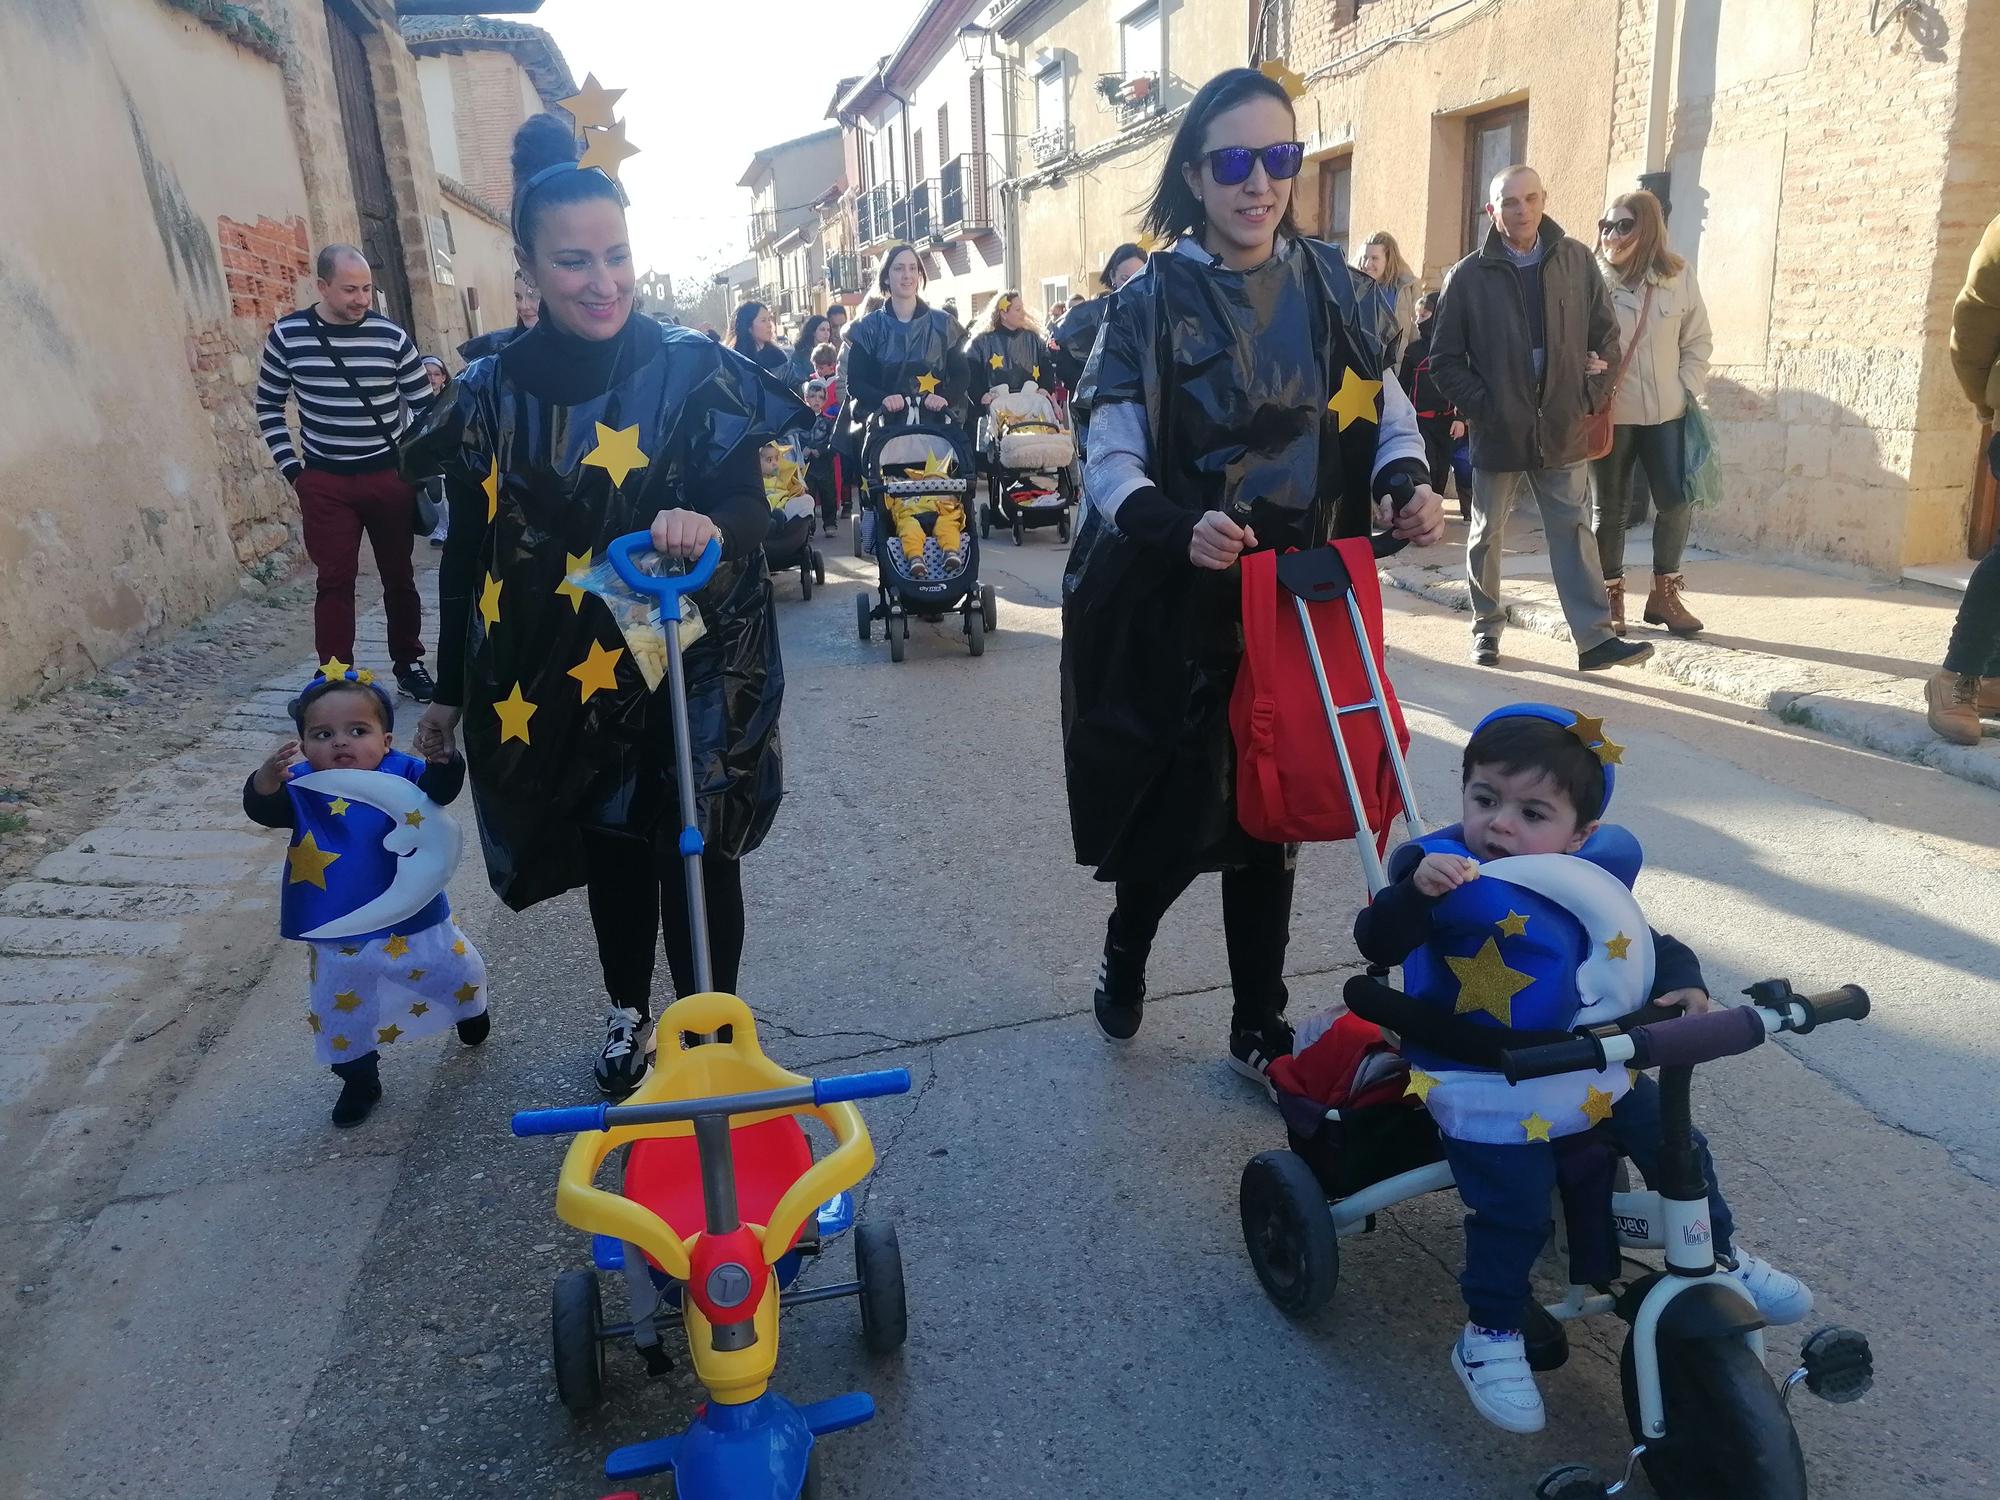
[244,739,487,1069]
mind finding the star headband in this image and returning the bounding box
[510,160,624,247]
[1471,702,1622,809]
[291,657,396,728]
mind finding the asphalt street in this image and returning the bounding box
[6,522,1998,1500]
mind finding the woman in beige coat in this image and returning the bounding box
[1591,190,1713,634]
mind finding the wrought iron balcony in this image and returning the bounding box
[824,252,862,293]
[938,155,993,237]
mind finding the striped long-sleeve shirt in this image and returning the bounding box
[255,307,433,480]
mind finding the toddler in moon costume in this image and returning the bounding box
[243,664,489,1127]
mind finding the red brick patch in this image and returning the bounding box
[216,214,312,328]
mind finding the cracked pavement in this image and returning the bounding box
[4,530,1998,1498]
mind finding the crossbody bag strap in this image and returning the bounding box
[1605,282,1654,405]
[309,318,407,454]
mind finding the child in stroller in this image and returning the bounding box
[978,382,1078,545]
[875,425,967,580]
[760,438,826,600]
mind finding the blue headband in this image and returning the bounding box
[295,659,396,728]
[1470,701,1621,812]
[511,160,620,246]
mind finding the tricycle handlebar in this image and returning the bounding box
[509,1066,913,1138]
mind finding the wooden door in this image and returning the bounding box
[325,0,413,329]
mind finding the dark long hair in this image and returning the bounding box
[1139,68,1299,247]
[1100,242,1146,290]
[794,314,831,361]
[731,301,768,352]
[510,113,623,255]
[876,243,927,294]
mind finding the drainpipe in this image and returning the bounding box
[1638,0,1679,215]
[994,54,1021,290]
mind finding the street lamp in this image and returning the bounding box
[956,22,990,66]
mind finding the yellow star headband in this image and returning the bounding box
[1567,713,1625,766]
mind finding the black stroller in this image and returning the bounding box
[761,435,826,601]
[853,409,995,661]
[976,384,1078,546]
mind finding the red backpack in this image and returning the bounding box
[1229,538,1410,846]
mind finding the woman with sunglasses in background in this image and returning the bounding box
[1590,189,1713,636]
[1061,66,1445,1091]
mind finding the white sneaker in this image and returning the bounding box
[1723,1248,1813,1326]
[1451,1323,1546,1434]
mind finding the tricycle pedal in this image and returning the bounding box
[1799,1324,1872,1404]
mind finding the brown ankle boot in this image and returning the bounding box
[1605,577,1627,637]
[1644,572,1704,636]
[1928,670,1982,745]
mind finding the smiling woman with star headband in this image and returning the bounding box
[1060,66,1449,1090]
[405,111,810,1098]
[964,292,1045,409]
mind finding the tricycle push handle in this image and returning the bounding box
[510,1067,913,1137]
[813,1068,913,1105]
[511,1103,609,1137]
[606,533,721,602]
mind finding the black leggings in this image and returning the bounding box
[1110,862,1295,1030]
[581,827,745,1017]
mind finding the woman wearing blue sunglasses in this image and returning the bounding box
[1061,66,1446,1092]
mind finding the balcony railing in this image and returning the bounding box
[907,181,933,244]
[891,191,913,244]
[862,184,893,247]
[750,207,779,247]
[824,251,862,293]
[938,155,993,236]
[1028,122,1072,167]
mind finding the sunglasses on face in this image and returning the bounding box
[1205,141,1305,186]
[1598,217,1638,237]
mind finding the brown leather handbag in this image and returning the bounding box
[1584,281,1653,461]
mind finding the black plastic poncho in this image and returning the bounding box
[1049,296,1110,391]
[407,321,809,911]
[965,325,1048,403]
[1060,238,1390,881]
[840,302,970,426]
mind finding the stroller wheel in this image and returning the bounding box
[967,607,985,657]
[1012,515,1025,546]
[813,551,827,585]
[1240,1151,1338,1320]
[800,561,813,601]
[1057,511,1072,543]
[980,584,997,634]
[855,592,871,643]
[888,622,907,663]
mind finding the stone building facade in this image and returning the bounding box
[1265,0,2000,571]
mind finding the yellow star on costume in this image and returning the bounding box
[1521,1112,1553,1142]
[286,832,340,888]
[1446,937,1536,1024]
[582,422,649,489]
[494,682,537,744]
[578,119,640,179]
[451,939,467,957]
[377,1024,403,1045]
[559,73,624,131]
[988,353,1004,369]
[482,456,500,523]
[407,968,426,981]
[1259,58,1308,100]
[1606,932,1632,961]
[1327,368,1382,431]
[1595,735,1625,765]
[332,991,362,1013]
[772,454,806,495]
[327,797,349,817]
[383,934,410,960]
[478,574,503,631]
[1405,1068,1439,1103]
[557,551,592,612]
[403,809,424,828]
[1571,713,1605,745]
[454,982,480,1004]
[1580,1086,1616,1126]
[1032,365,1041,380]
[915,372,940,395]
[568,639,625,703]
[330,1035,350,1053]
[1627,1067,1641,1088]
[318,656,351,679]
[911,449,955,479]
[410,1001,430,1017]
[1496,910,1530,938]
[307,1012,322,1033]
[355,669,374,686]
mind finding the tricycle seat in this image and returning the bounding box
[625,1115,815,1260]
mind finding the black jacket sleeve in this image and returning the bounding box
[1424,270,1491,424]
[705,444,773,561]
[243,773,295,829]
[432,464,486,709]
[1111,485,1198,560]
[416,753,467,806]
[1649,929,1708,1001]
[1353,872,1445,968]
[965,334,994,404]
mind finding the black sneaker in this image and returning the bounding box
[1228,1019,1296,1097]
[594,1005,656,1097]
[396,663,438,702]
[1577,637,1655,672]
[330,1054,383,1127]
[1092,929,1148,1042]
[456,1012,491,1047]
[1472,634,1501,667]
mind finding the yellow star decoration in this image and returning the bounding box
[582,422,649,489]
[1405,1068,1439,1103]
[286,832,340,888]
[1521,1112,1554,1143]
[1496,910,1530,938]
[1259,58,1308,101]
[407,968,426,981]
[378,1024,404,1045]
[912,449,955,479]
[454,982,480,1004]
[1446,937,1536,1024]
[1596,735,1625,765]
[307,1012,322,1033]
[915,372,941,395]
[559,73,625,131]
[403,809,424,828]
[988,353,1004,369]
[330,1035,350,1053]
[1627,1068,1641,1088]
[1571,713,1605,745]
[355,669,374,686]
[1605,932,1633,961]
[383,934,411,960]
[318,656,351,679]
[569,639,625,703]
[482,456,500,524]
[772,453,806,496]
[332,991,362,1013]
[1326,368,1382,431]
[478,574,503,631]
[1032,364,1041,380]
[494,682,537,745]
[326,797,349,817]
[577,118,640,179]
[557,550,592,612]
[451,939,468,957]
[1580,1086,1616,1126]
[410,1001,430,1017]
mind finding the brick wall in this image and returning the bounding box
[218,214,312,325]
[449,48,536,210]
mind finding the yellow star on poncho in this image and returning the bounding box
[332,991,362,1013]
[988,353,1004,369]
[558,551,592,611]
[327,798,350,817]
[912,449,955,479]
[478,574,503,630]
[330,1035,350,1052]
[377,1024,403,1045]
[382,934,411,960]
[583,422,649,488]
[915,372,941,395]
[1521,1112,1553,1143]
[559,73,625,131]
[1405,1068,1439,1103]
[482,456,500,523]
[406,968,425,981]
[1496,910,1529,938]
[568,639,624,703]
[454,982,480,1004]
[403,809,424,828]
[318,656,351,679]
[1580,1086,1616,1126]
[286,832,339,888]
[307,1012,322,1033]
[451,939,467,957]
[578,118,640,179]
[1326,368,1382,431]
[1605,932,1632,960]
[410,1001,430,1017]
[494,683,537,744]
[1446,937,1535,1024]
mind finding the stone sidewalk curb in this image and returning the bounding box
[1379,559,2000,796]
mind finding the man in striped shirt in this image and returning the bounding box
[257,244,438,701]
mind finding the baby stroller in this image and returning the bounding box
[763,435,827,602]
[977,383,1077,546]
[853,407,995,661]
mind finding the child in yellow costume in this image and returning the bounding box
[883,448,964,577]
[761,443,814,521]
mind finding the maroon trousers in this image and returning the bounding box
[296,466,425,668]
